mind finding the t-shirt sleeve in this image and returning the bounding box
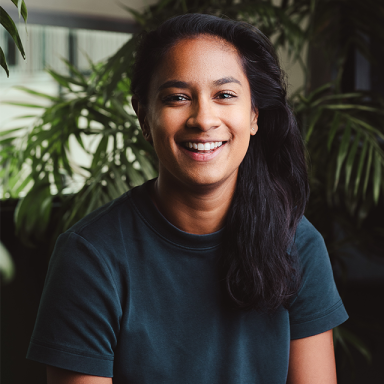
[26,231,122,377]
[289,217,348,340]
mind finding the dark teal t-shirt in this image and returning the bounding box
[27,180,348,383]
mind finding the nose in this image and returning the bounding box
[186,97,221,131]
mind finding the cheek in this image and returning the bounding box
[149,122,178,159]
[227,111,252,143]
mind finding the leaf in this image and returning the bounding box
[327,112,341,151]
[84,185,102,215]
[119,3,146,26]
[105,176,121,199]
[2,101,45,109]
[131,147,157,179]
[324,104,383,113]
[348,116,384,140]
[16,0,22,19]
[14,179,52,243]
[110,165,128,195]
[0,47,9,77]
[24,129,61,155]
[345,131,361,189]
[74,131,86,151]
[305,108,322,142]
[91,136,109,168]
[46,69,85,88]
[363,145,373,198]
[13,174,32,195]
[0,137,18,147]
[125,162,144,187]
[13,86,58,101]
[11,0,28,23]
[335,326,372,364]
[353,139,368,196]
[60,58,87,85]
[306,83,332,102]
[334,122,352,190]
[0,127,24,137]
[373,151,382,205]
[0,7,25,59]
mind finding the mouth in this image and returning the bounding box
[181,141,226,154]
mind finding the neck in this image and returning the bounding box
[151,172,237,235]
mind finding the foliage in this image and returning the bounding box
[1,56,157,246]
[295,84,384,255]
[333,325,372,367]
[0,241,15,284]
[0,0,28,77]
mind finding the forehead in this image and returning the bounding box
[150,35,246,90]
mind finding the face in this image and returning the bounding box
[134,35,258,189]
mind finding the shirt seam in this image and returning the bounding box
[74,192,130,234]
[290,299,344,325]
[129,194,222,252]
[29,339,114,361]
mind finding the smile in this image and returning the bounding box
[183,141,224,153]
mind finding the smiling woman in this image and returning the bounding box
[26,14,348,384]
[134,35,258,228]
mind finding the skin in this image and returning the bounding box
[47,36,337,384]
[287,330,337,384]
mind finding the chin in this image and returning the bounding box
[182,170,237,189]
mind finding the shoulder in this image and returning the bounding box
[63,181,151,248]
[293,216,328,270]
[68,190,133,239]
[295,216,325,249]
[51,183,149,273]
[288,216,348,338]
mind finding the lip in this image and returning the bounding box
[179,142,226,161]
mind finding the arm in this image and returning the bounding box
[47,366,112,384]
[287,330,337,384]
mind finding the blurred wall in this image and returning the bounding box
[7,0,158,22]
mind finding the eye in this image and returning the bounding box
[215,91,236,100]
[162,94,189,103]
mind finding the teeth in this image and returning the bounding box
[185,141,224,151]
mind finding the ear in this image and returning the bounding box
[131,95,152,143]
[250,108,259,136]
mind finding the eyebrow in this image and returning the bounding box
[213,76,241,86]
[157,76,242,91]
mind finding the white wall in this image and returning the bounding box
[11,0,158,21]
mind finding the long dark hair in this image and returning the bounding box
[131,14,309,311]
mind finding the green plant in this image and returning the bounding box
[1,57,157,246]
[0,0,28,77]
[0,241,15,284]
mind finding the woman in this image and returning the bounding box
[27,14,348,383]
